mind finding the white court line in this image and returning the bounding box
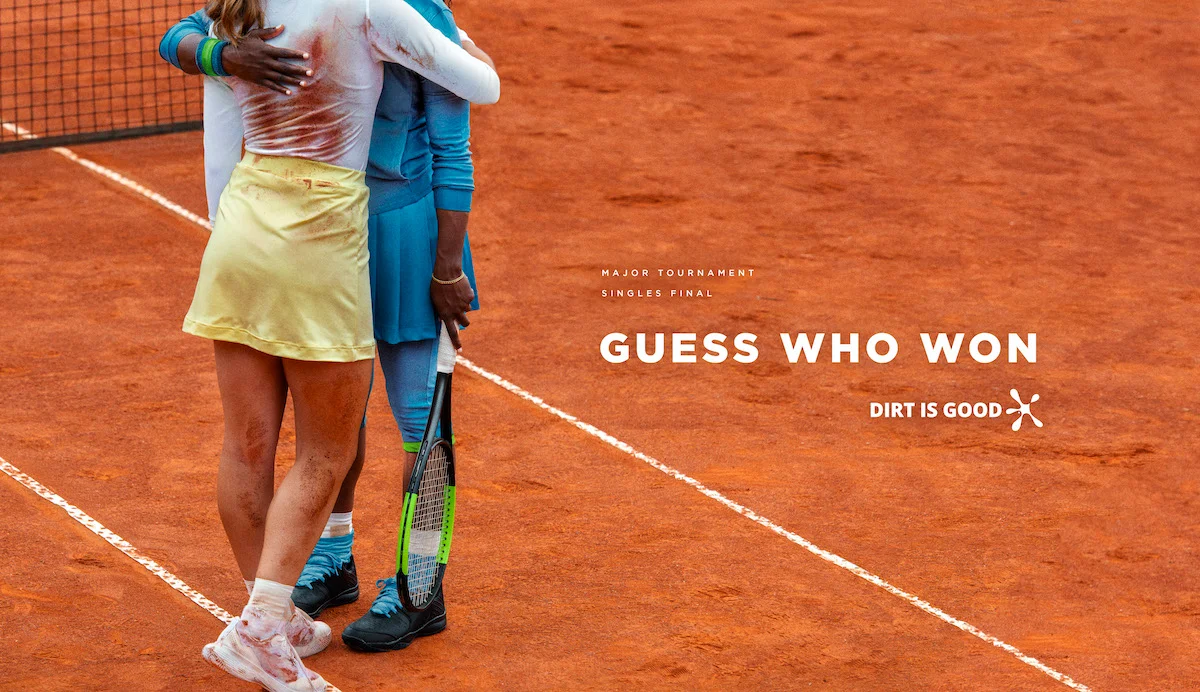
[456,359,1093,691]
[0,457,232,624]
[0,456,345,692]
[0,124,341,690]
[1,122,211,230]
[8,125,1093,692]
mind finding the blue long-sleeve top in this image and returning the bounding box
[157,0,475,215]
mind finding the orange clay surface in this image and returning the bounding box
[1,0,1197,689]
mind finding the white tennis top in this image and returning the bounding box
[223,0,498,173]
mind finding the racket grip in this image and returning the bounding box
[437,323,456,374]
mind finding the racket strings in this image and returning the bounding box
[408,444,449,605]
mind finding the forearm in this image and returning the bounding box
[434,209,470,277]
[366,0,499,104]
[176,34,205,74]
[424,83,474,211]
[460,33,494,71]
[166,31,229,77]
[427,28,490,209]
[163,20,311,94]
[158,10,211,74]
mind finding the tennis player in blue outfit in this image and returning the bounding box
[159,0,491,652]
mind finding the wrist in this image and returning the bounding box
[221,44,244,77]
[432,269,467,286]
[196,37,231,77]
[433,257,463,277]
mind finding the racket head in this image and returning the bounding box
[396,325,459,611]
[397,437,456,611]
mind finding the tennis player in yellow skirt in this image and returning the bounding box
[185,155,376,361]
[172,0,499,688]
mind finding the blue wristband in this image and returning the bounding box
[211,39,229,77]
[196,37,231,77]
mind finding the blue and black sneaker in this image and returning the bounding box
[341,577,447,653]
[291,533,359,617]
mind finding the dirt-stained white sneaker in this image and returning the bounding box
[202,608,331,692]
[287,605,332,658]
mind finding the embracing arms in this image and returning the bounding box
[159,12,312,94]
[458,30,495,70]
[366,0,500,105]
[157,5,497,339]
[158,3,498,103]
[416,14,497,346]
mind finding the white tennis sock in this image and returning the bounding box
[321,511,353,538]
[246,578,294,622]
[244,579,255,596]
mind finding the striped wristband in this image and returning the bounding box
[195,37,230,77]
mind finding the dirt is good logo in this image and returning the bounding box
[1005,389,1043,431]
[870,389,1045,432]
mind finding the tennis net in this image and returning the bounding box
[0,0,203,153]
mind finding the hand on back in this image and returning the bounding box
[223,25,313,95]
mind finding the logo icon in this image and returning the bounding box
[1006,389,1042,431]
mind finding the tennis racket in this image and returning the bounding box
[396,325,458,611]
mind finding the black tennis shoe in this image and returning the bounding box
[341,578,447,653]
[291,553,360,618]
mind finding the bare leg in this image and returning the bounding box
[403,450,416,488]
[213,342,288,581]
[332,426,367,513]
[257,357,373,584]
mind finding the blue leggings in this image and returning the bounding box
[375,338,441,451]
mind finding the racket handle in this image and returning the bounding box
[437,323,457,374]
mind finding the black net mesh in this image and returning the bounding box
[0,0,202,152]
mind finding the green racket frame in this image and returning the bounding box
[395,330,457,612]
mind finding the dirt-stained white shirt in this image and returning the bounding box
[227,0,499,171]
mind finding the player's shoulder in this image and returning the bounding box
[359,0,456,40]
[400,0,458,37]
[411,0,453,13]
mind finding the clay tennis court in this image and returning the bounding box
[1,0,1197,689]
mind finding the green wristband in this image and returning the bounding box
[196,37,230,77]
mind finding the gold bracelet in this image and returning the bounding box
[432,271,467,286]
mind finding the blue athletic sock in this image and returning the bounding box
[297,532,354,587]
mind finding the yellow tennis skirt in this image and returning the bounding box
[183,153,375,362]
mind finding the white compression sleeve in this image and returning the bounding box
[202,77,243,225]
[365,0,499,104]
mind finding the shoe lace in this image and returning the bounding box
[296,534,353,588]
[370,577,402,616]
